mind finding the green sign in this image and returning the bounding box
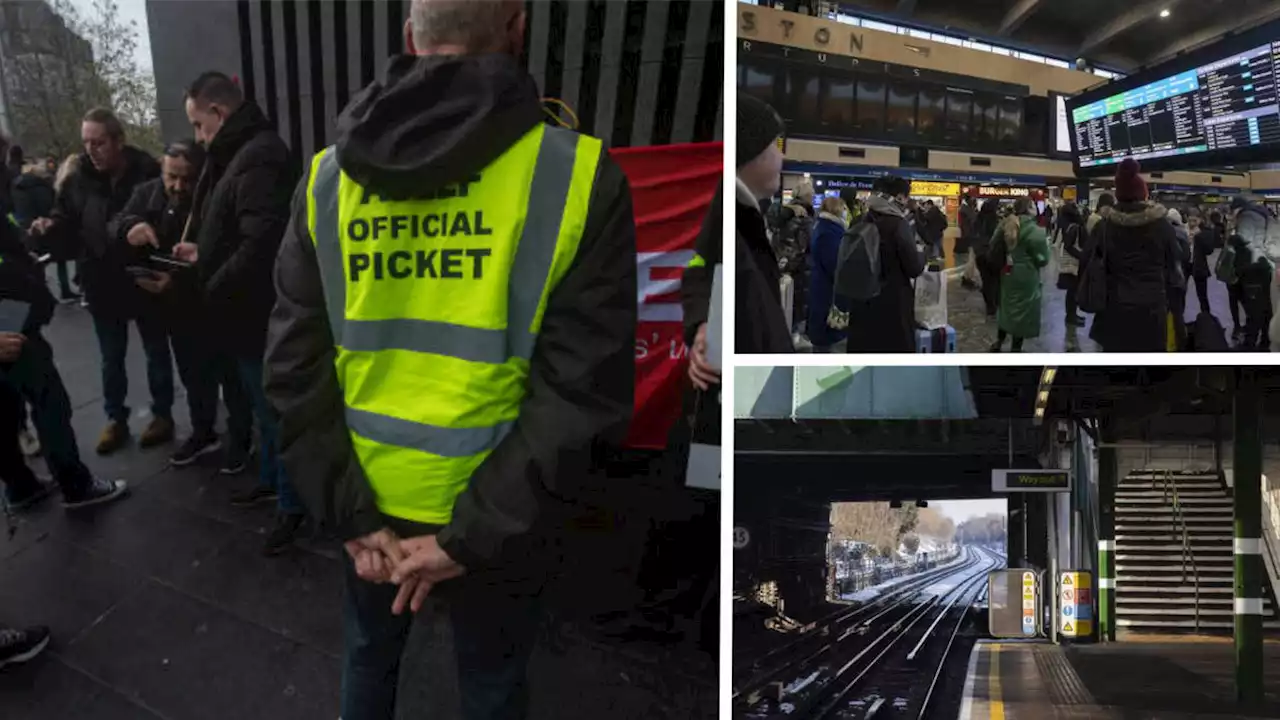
[993,469,1071,493]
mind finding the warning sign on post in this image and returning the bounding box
[1059,570,1094,639]
[990,568,1041,639]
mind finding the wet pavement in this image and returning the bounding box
[0,298,715,719]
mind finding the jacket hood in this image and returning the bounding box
[867,193,908,218]
[1103,202,1168,228]
[336,54,543,198]
[12,172,49,189]
[784,202,811,217]
[207,101,275,165]
[817,211,846,227]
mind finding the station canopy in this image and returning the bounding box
[841,0,1280,72]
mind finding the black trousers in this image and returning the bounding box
[0,334,92,499]
[1228,282,1245,331]
[978,256,1000,315]
[1193,275,1212,316]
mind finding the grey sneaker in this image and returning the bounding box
[62,478,128,510]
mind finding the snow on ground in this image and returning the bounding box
[782,669,823,697]
[839,548,971,603]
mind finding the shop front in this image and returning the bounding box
[910,180,963,227]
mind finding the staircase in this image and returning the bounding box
[1113,470,1280,635]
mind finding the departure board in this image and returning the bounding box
[1071,41,1280,169]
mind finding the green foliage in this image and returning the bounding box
[4,0,159,157]
[831,502,944,556]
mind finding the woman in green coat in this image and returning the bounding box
[988,198,1049,352]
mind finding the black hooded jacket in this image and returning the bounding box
[264,54,637,569]
[38,146,158,317]
[185,101,297,356]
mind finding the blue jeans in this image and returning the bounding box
[235,357,302,515]
[91,310,173,424]
[340,553,542,720]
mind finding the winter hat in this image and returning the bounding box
[1114,158,1148,202]
[738,92,784,168]
[1166,208,1182,225]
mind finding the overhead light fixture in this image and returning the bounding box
[1159,8,1170,17]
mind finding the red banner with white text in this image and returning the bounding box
[609,142,722,449]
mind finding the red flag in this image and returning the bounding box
[609,142,722,449]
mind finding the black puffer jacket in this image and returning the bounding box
[10,172,55,229]
[186,101,297,356]
[110,178,198,319]
[0,215,55,332]
[1081,202,1181,352]
[265,53,636,568]
[39,146,158,317]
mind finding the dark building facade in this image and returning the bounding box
[147,0,724,161]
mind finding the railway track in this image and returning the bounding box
[733,548,984,701]
[735,547,1004,720]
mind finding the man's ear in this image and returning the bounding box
[404,19,417,55]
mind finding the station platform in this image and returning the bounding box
[0,301,716,719]
[958,637,1280,720]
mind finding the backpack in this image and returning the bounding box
[1215,244,1238,285]
[832,217,883,302]
[1077,220,1109,314]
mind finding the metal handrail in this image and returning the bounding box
[1260,476,1280,607]
[1155,469,1201,632]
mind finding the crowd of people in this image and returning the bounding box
[734,91,1280,354]
[0,2,715,718]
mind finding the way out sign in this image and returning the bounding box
[992,469,1071,493]
[1059,570,1094,639]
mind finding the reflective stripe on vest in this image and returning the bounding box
[306,123,601,524]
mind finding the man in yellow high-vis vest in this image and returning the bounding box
[263,1,636,717]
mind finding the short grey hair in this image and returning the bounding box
[409,0,520,53]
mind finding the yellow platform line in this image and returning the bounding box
[990,644,1005,720]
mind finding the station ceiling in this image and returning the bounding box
[838,0,1280,72]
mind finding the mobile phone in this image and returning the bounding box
[0,300,31,334]
[126,266,161,280]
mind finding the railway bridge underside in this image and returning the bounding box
[733,418,1042,622]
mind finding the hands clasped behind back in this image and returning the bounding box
[343,528,467,615]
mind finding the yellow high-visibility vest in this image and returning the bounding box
[305,123,602,524]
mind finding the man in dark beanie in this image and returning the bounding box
[736,92,794,353]
[1081,157,1183,351]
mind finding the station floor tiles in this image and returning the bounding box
[948,264,1240,354]
[0,301,716,720]
[957,638,1280,720]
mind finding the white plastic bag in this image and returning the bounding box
[1042,232,1060,288]
[914,270,948,330]
[962,251,981,288]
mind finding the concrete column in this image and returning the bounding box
[1233,370,1264,705]
[1098,438,1117,642]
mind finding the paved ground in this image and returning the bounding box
[948,253,1240,354]
[0,295,716,719]
[961,640,1280,720]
